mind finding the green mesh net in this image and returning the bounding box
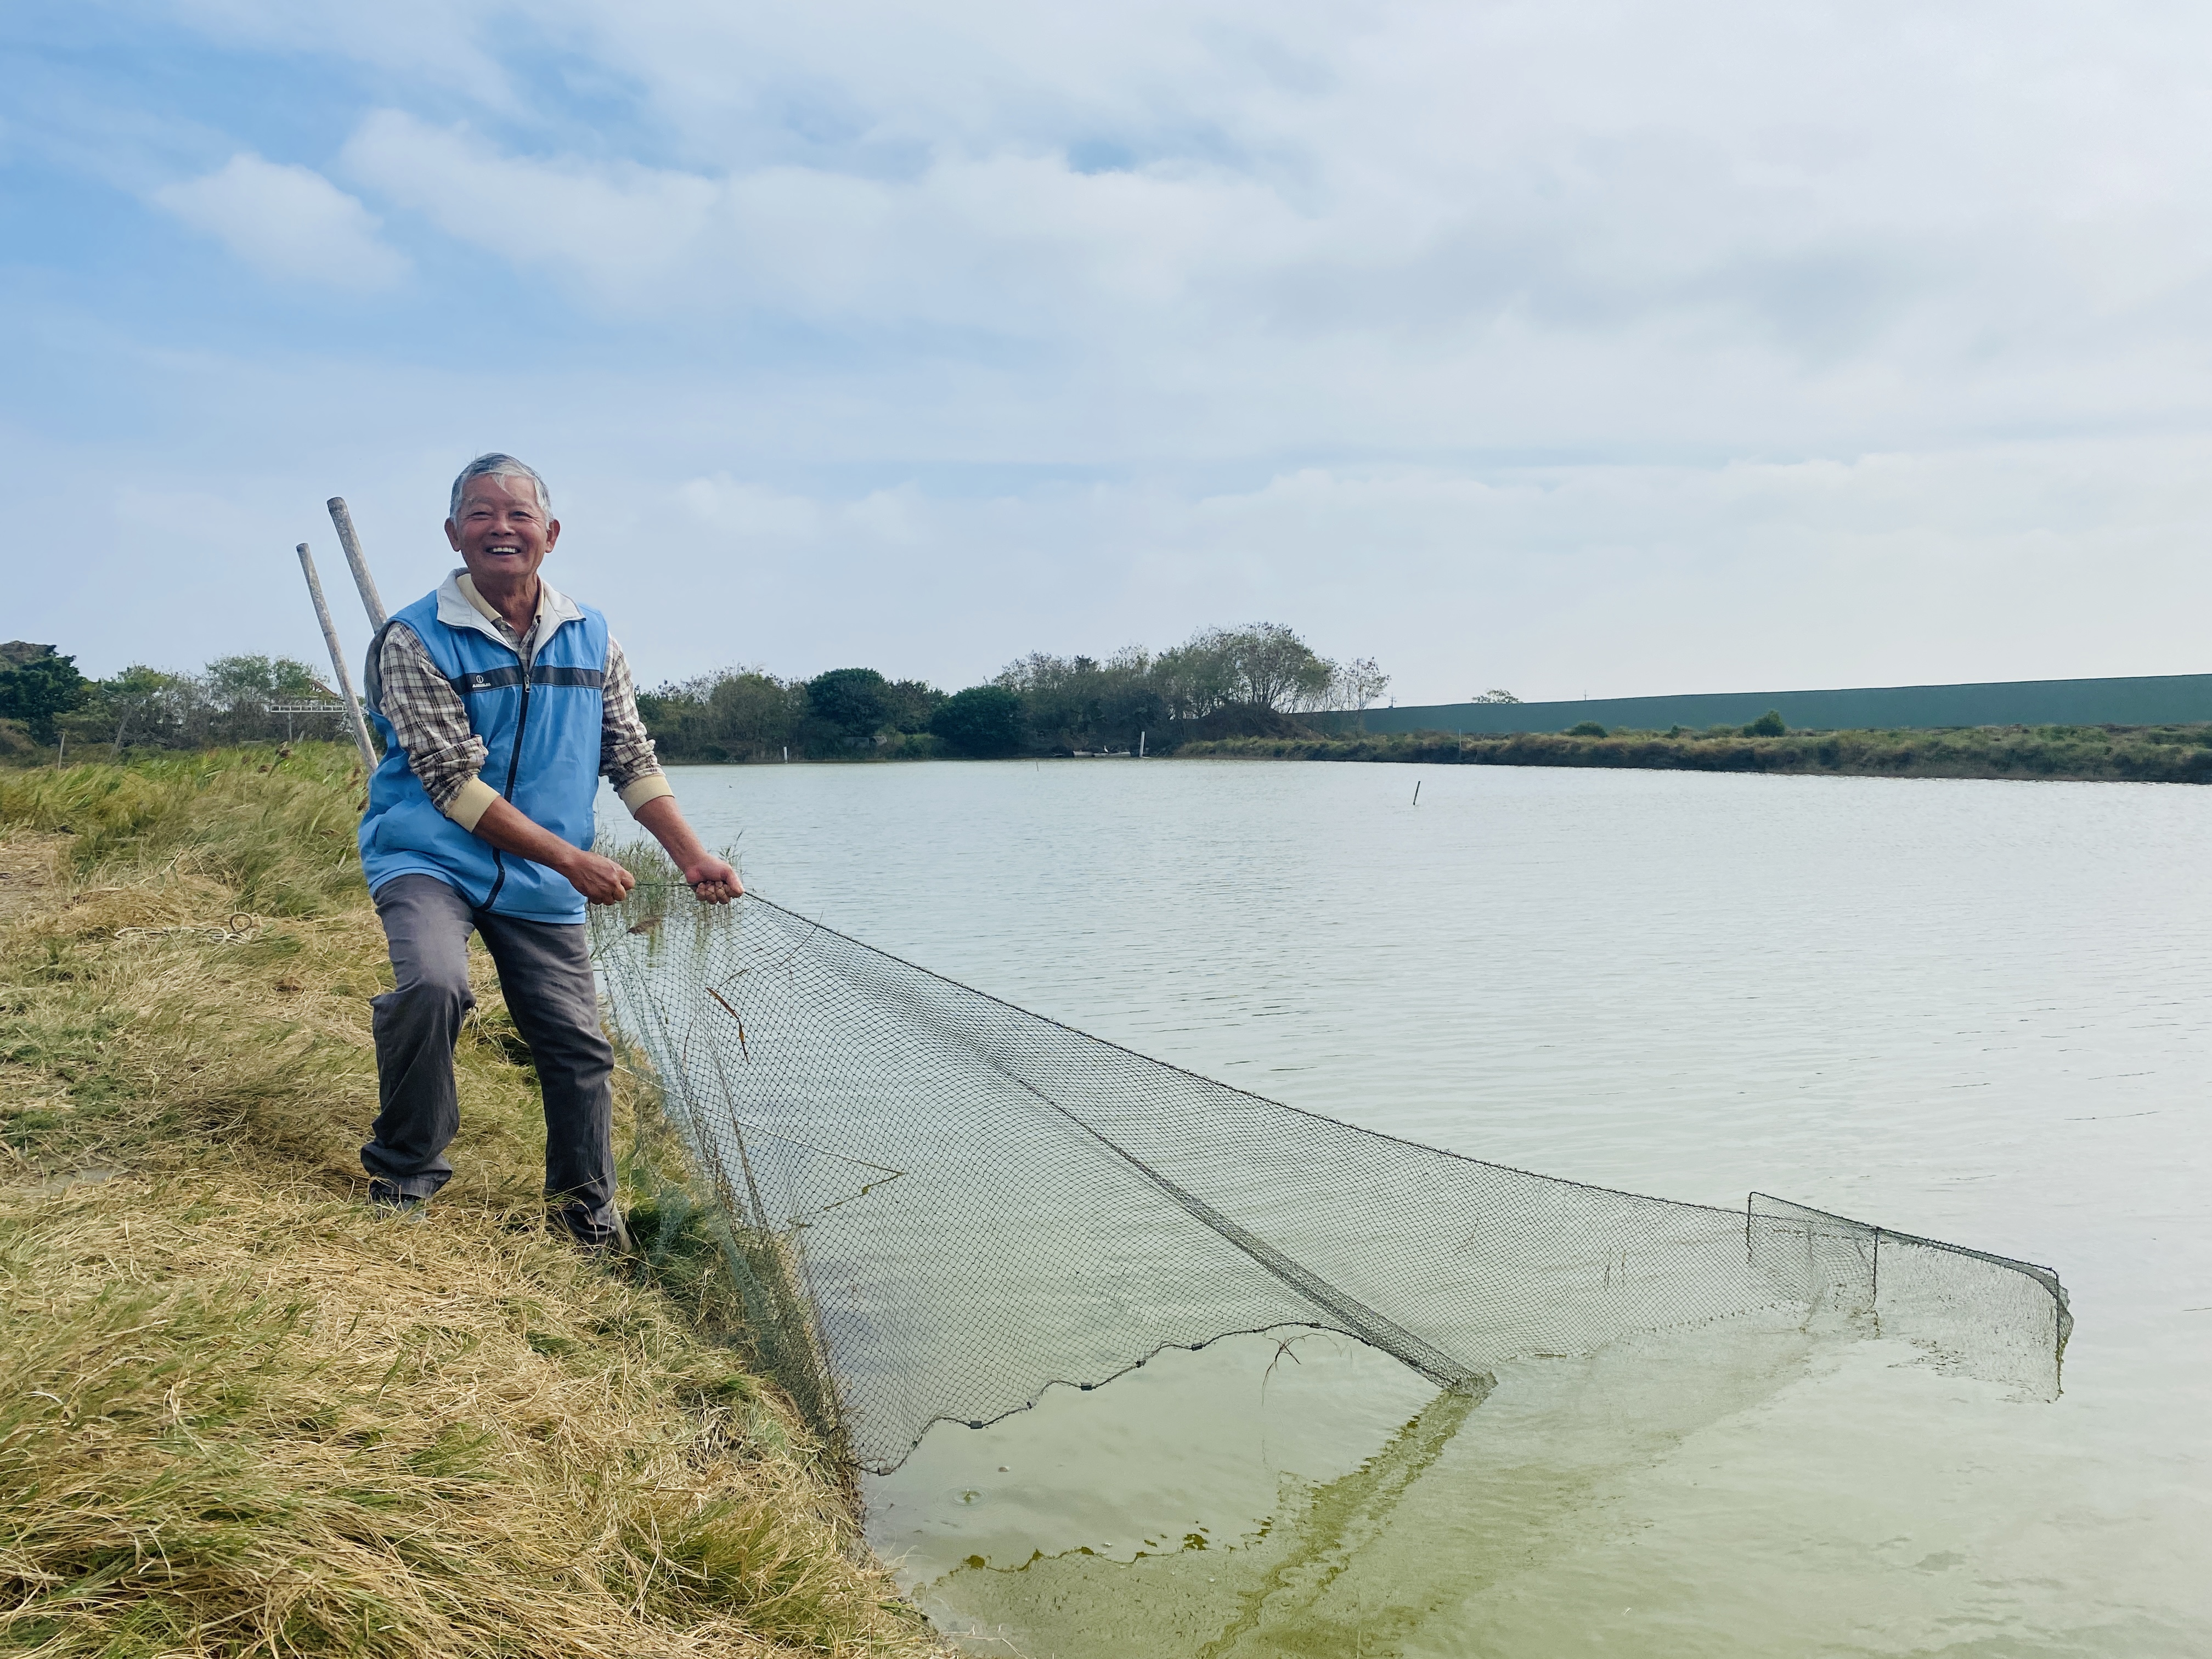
[594,887,2070,1472]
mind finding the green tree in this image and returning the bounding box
[805,668,894,752]
[1743,709,1787,737]
[637,667,808,762]
[708,672,803,751]
[1152,623,1334,718]
[995,647,1163,751]
[1152,633,1239,719]
[0,647,89,744]
[93,665,187,752]
[930,685,1026,757]
[1567,720,1608,737]
[882,678,947,735]
[1336,657,1390,710]
[1224,622,1334,712]
[198,654,324,744]
[205,653,319,707]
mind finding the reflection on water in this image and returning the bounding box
[641,760,2212,1655]
[875,1334,1435,1581]
[936,1361,1486,1659]
[915,1320,1820,1658]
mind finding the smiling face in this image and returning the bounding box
[444,471,560,589]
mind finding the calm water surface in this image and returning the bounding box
[633,759,2212,1656]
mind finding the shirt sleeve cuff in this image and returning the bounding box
[445,776,501,832]
[618,775,675,814]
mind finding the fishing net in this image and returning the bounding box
[592,887,2072,1474]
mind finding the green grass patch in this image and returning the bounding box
[0,744,936,1658]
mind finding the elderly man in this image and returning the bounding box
[357,452,740,1246]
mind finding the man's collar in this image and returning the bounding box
[439,569,584,636]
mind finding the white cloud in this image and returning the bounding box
[678,475,828,540]
[165,0,518,105]
[153,153,407,290]
[290,0,2212,461]
[10,344,2212,701]
[18,0,2212,699]
[602,431,2212,701]
[341,112,717,295]
[337,109,1305,325]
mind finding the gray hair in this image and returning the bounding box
[448,453,551,520]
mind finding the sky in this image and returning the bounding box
[7,1,2212,705]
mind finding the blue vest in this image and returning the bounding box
[359,589,611,923]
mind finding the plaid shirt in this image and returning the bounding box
[373,577,669,827]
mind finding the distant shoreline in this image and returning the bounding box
[16,721,2212,785]
[1172,723,2212,784]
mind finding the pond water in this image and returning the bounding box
[642,758,2212,1656]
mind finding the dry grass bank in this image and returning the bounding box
[0,747,938,1658]
[1181,721,2212,782]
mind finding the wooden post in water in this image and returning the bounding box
[326,497,388,630]
[296,543,379,773]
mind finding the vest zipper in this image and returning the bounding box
[481,657,532,911]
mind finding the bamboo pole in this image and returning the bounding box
[296,543,379,773]
[325,496,388,630]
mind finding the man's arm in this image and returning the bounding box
[374,624,493,819]
[598,637,674,816]
[633,795,741,903]
[596,637,742,904]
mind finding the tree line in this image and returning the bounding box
[0,619,1388,765]
[637,622,1389,762]
[0,645,343,759]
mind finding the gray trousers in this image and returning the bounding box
[363,873,619,1245]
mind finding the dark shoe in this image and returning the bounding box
[551,1201,633,1257]
[367,1180,428,1221]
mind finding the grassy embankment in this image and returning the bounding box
[0,746,936,1658]
[1180,722,2212,782]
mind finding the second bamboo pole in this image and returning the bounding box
[326,496,388,631]
[296,542,379,773]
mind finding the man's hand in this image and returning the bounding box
[634,794,743,906]
[681,854,743,905]
[471,796,640,906]
[560,848,640,906]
